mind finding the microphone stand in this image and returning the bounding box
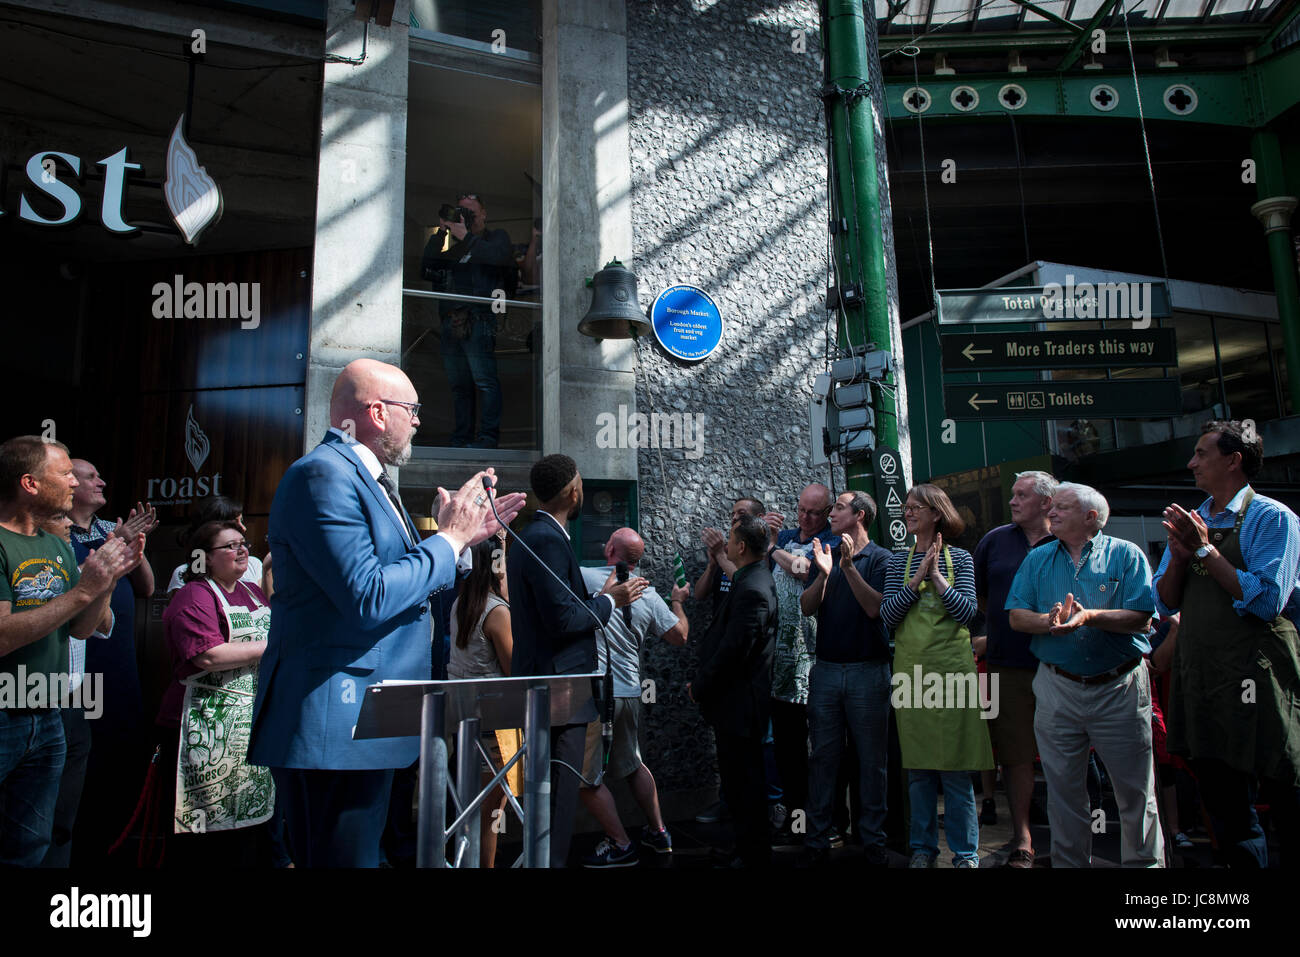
[481,477,616,786]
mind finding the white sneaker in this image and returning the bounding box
[954,856,980,869]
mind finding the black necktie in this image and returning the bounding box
[375,470,418,545]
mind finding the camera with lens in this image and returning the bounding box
[438,203,476,228]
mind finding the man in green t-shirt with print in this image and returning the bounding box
[0,436,137,866]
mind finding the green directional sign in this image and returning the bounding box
[943,379,1182,420]
[938,283,1171,324]
[941,329,1177,372]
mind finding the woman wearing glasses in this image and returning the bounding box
[157,520,274,865]
[881,484,993,868]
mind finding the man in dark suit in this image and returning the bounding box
[249,358,524,867]
[690,512,779,867]
[507,454,646,867]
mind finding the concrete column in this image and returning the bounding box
[541,0,638,481]
[304,0,410,453]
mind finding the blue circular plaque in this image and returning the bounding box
[650,284,724,361]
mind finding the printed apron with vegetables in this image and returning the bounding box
[174,580,275,834]
[892,545,994,771]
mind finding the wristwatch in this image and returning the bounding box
[1194,543,1213,559]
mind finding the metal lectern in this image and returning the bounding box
[354,673,599,868]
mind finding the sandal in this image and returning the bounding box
[1005,848,1035,869]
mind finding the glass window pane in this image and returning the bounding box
[410,0,540,53]
[1216,317,1279,423]
[403,60,542,451]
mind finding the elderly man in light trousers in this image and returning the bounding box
[1006,482,1164,867]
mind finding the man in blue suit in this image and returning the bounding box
[507,454,646,866]
[249,358,524,867]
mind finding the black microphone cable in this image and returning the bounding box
[481,476,618,786]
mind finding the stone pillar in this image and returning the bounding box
[541,0,638,480]
[304,0,410,453]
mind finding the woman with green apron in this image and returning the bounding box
[158,519,274,865]
[881,484,993,868]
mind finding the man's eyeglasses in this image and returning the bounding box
[457,193,480,203]
[209,540,250,553]
[380,399,421,419]
[797,507,831,516]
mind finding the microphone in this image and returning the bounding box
[481,476,617,784]
[616,561,632,630]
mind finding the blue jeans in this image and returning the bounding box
[0,710,66,866]
[441,314,501,445]
[909,769,979,863]
[807,659,892,850]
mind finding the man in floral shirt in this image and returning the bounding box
[767,483,838,838]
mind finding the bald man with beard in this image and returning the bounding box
[575,527,689,866]
[249,359,525,867]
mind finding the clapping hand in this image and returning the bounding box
[1048,592,1090,635]
[436,469,526,551]
[927,533,947,586]
[764,512,784,544]
[810,538,834,579]
[1161,504,1208,554]
[702,527,725,558]
[839,537,855,570]
[113,503,159,547]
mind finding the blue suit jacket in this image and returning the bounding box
[248,432,456,770]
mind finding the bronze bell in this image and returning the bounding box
[578,259,652,340]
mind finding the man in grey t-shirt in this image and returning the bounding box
[578,528,690,866]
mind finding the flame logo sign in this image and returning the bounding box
[165,116,223,245]
[185,405,211,473]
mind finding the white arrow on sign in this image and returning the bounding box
[962,343,993,362]
[966,393,997,412]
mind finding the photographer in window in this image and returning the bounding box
[421,193,515,449]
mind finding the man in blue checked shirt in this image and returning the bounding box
[1154,420,1300,868]
[1007,482,1163,868]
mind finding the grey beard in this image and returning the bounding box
[380,434,413,467]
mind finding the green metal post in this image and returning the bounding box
[822,0,900,536]
[1251,130,1300,414]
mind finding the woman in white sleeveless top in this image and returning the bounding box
[448,536,514,866]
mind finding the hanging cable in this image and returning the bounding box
[1008,112,1032,265]
[907,47,941,329]
[1119,0,1171,283]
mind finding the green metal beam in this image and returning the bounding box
[1005,0,1083,32]
[1057,0,1121,70]
[878,22,1268,51]
[884,44,1300,127]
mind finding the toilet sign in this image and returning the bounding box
[873,445,909,548]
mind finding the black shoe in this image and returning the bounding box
[981,798,998,826]
[583,837,638,868]
[828,827,845,849]
[863,845,890,868]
